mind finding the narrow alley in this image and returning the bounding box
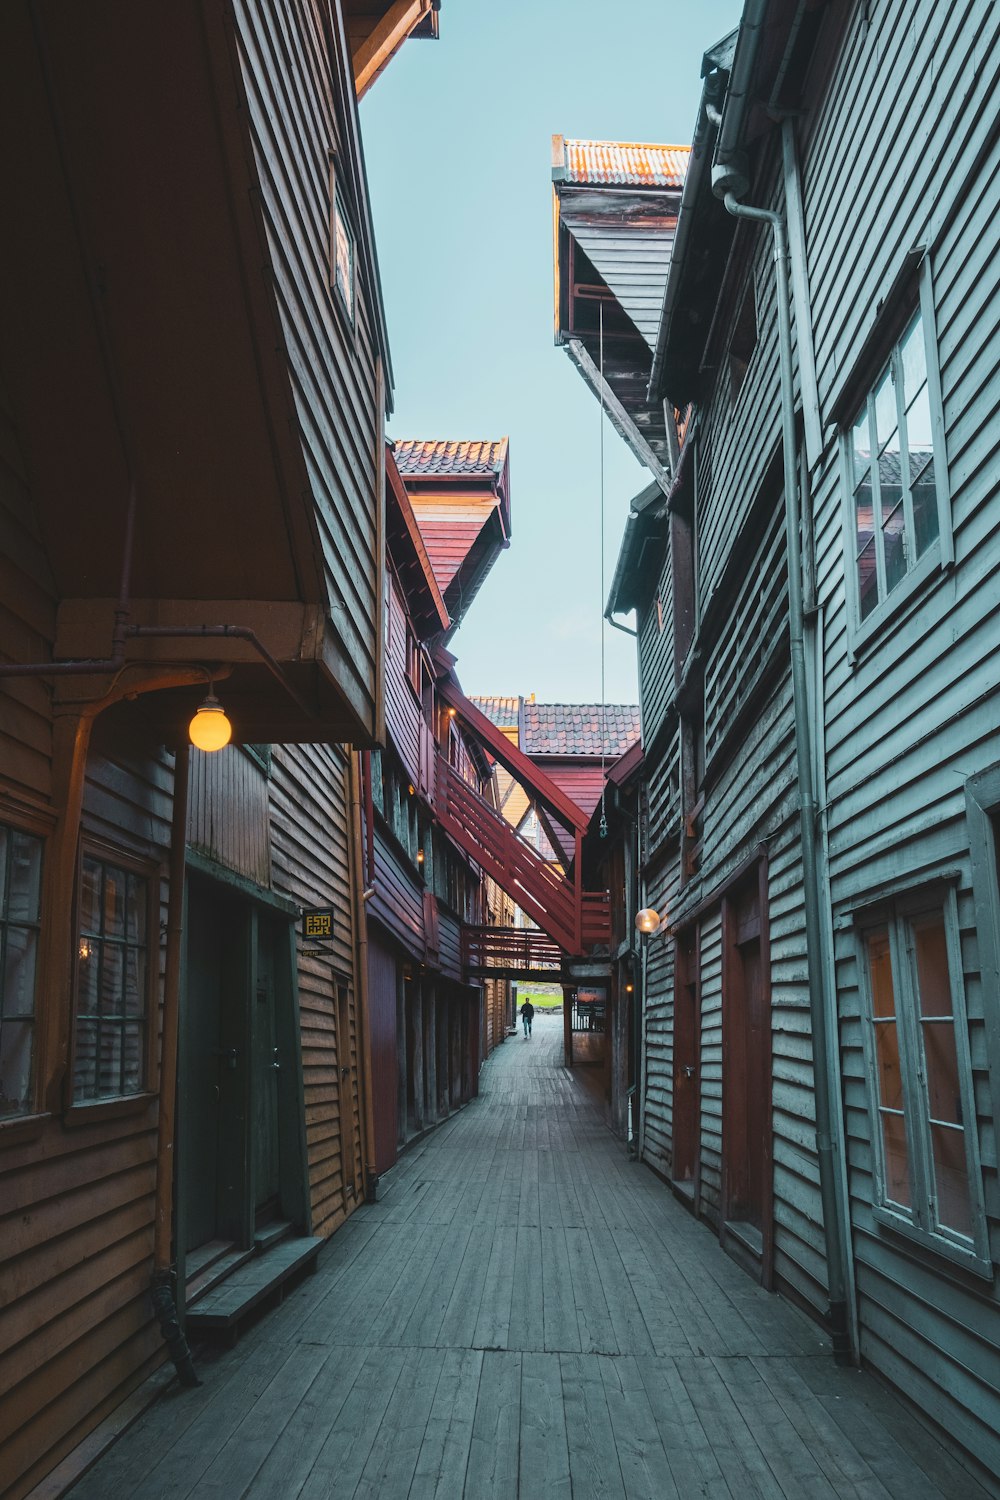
[65,1016,988,1500]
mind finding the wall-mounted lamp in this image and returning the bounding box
[447,707,456,718]
[189,689,232,752]
[417,849,425,865]
[635,907,665,936]
[408,783,415,796]
[625,983,634,994]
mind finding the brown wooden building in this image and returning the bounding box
[0,3,440,1495]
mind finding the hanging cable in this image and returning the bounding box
[599,300,608,839]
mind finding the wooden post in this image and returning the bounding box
[153,743,190,1271]
[412,975,424,1132]
[348,751,378,1198]
[574,830,583,956]
[563,986,573,1068]
[396,963,407,1147]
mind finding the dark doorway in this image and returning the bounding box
[336,979,360,1200]
[672,928,700,1201]
[721,868,773,1283]
[252,918,282,1223]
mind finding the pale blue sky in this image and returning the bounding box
[362,0,741,705]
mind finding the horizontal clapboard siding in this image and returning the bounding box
[641,850,681,1181]
[234,0,379,726]
[269,743,358,1237]
[187,746,271,886]
[637,534,674,749]
[802,0,1000,1473]
[385,577,421,785]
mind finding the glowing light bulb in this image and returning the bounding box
[635,908,662,936]
[189,693,232,752]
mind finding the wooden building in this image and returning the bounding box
[362,441,514,1178]
[0,3,440,1495]
[605,0,1000,1480]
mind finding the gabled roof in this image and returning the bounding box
[395,439,511,639]
[557,139,689,190]
[471,694,521,730]
[394,439,508,479]
[385,444,450,639]
[522,702,642,759]
[345,1,441,100]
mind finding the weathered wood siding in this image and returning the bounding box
[800,0,1000,1469]
[1,727,173,1500]
[234,0,380,728]
[187,747,271,886]
[384,574,421,785]
[269,743,360,1236]
[641,849,681,1180]
[637,537,674,751]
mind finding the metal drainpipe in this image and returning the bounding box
[719,183,852,1362]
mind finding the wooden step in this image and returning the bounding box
[185,1244,256,1304]
[254,1219,293,1252]
[185,1236,323,1343]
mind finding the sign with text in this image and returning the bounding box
[301,907,336,943]
[576,986,606,1005]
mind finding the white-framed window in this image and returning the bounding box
[856,887,990,1274]
[840,255,951,646]
[329,156,356,330]
[0,823,44,1117]
[73,851,154,1103]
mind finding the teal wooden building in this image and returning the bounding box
[603,0,1000,1481]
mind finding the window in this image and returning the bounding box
[330,162,356,329]
[842,256,950,637]
[73,854,152,1103]
[405,628,421,698]
[857,891,989,1271]
[0,824,44,1117]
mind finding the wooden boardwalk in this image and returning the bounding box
[68,1016,993,1500]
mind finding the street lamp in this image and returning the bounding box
[189,690,232,752]
[635,907,664,936]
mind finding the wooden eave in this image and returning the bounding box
[0,3,380,744]
[344,0,439,100]
[386,446,451,639]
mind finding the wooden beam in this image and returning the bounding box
[566,338,672,498]
[353,0,431,99]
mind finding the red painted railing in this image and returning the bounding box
[462,926,563,975]
[436,753,610,956]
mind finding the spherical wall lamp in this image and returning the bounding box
[635,907,663,936]
[189,691,232,753]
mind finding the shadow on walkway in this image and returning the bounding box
[68,1013,992,1499]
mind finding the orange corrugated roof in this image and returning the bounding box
[561,139,689,189]
[393,439,509,478]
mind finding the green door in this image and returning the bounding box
[253,917,281,1220]
[182,880,225,1253]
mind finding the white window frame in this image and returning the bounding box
[839,253,952,659]
[855,885,991,1277]
[0,820,44,1119]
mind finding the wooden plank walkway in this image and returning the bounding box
[68,1015,994,1500]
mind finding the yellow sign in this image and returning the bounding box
[302,908,335,941]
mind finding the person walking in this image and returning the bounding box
[520,999,534,1038]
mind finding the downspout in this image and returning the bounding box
[349,750,379,1202]
[716,165,851,1363]
[151,742,200,1387]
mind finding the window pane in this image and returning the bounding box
[874,1019,904,1110]
[851,407,872,482]
[80,858,102,937]
[124,946,146,1017]
[77,939,100,1016]
[873,365,896,451]
[912,914,951,1017]
[0,1019,34,1114]
[857,537,878,619]
[855,477,874,555]
[126,874,146,945]
[8,831,42,922]
[930,1123,973,1238]
[3,926,37,1017]
[906,383,939,557]
[103,867,127,938]
[866,927,895,1016]
[882,498,906,593]
[881,1109,911,1207]
[101,942,125,1016]
[74,1020,99,1100]
[123,1023,144,1094]
[922,1021,963,1125]
[899,312,926,401]
[98,1026,123,1097]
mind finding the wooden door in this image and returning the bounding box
[182,885,223,1253]
[721,869,773,1280]
[252,918,281,1220]
[672,929,700,1196]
